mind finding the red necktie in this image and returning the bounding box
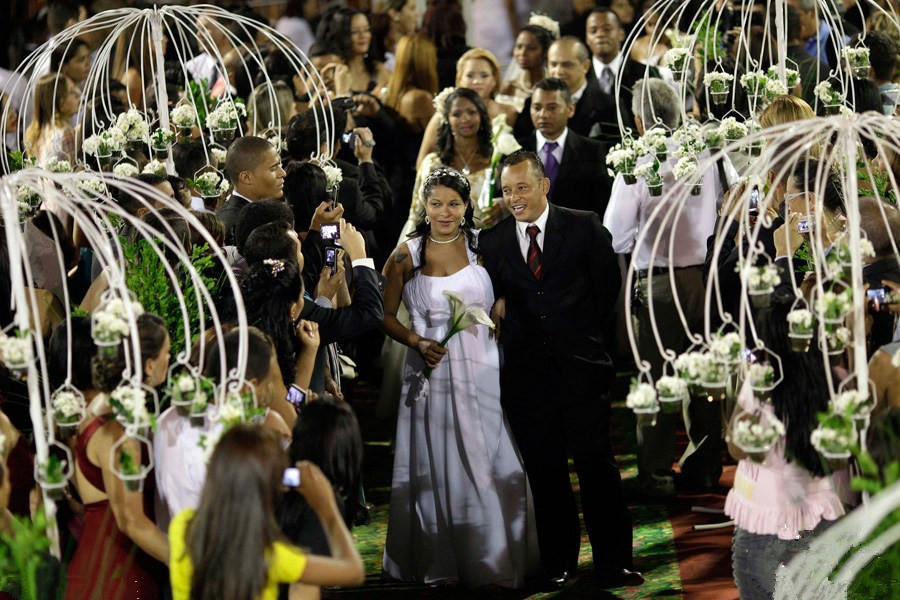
[526,225,542,280]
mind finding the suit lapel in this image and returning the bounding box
[541,205,565,276]
[557,132,577,183]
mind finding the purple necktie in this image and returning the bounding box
[542,141,559,191]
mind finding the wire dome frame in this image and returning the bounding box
[0,3,339,172]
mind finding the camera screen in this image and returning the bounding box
[797,220,811,233]
[749,187,759,211]
[325,247,337,266]
[283,467,301,487]
[286,385,307,409]
[320,224,338,240]
[867,288,886,302]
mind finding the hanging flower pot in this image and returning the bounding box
[648,183,663,197]
[177,126,193,142]
[95,152,114,172]
[750,290,773,308]
[710,90,728,106]
[658,395,682,414]
[211,127,237,146]
[623,172,637,185]
[190,411,206,427]
[788,333,811,352]
[690,181,703,196]
[634,407,659,427]
[35,452,72,502]
[124,139,144,158]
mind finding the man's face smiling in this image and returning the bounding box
[501,160,549,223]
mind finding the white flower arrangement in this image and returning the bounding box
[73,176,108,198]
[528,12,560,39]
[639,127,668,156]
[16,185,41,221]
[827,326,852,351]
[205,99,246,130]
[142,159,167,176]
[748,363,775,388]
[433,86,455,125]
[210,147,227,164]
[814,81,843,106]
[116,108,150,142]
[0,334,32,368]
[322,164,343,191]
[842,47,870,68]
[606,142,637,176]
[42,157,72,173]
[673,122,705,154]
[675,351,707,382]
[740,71,768,95]
[816,289,852,322]
[665,29,691,49]
[170,104,197,128]
[672,156,698,180]
[626,382,659,412]
[787,308,815,335]
[109,383,150,426]
[194,171,230,197]
[732,413,785,450]
[719,117,748,140]
[696,352,728,384]
[656,375,688,398]
[494,131,521,156]
[703,71,734,93]
[663,47,691,71]
[810,414,857,456]
[150,127,175,149]
[710,332,743,363]
[766,66,801,88]
[830,390,873,417]
[52,390,84,424]
[82,126,126,157]
[704,126,724,148]
[92,298,144,345]
[170,373,211,414]
[113,162,140,177]
[748,264,779,291]
[764,78,788,101]
[633,161,662,185]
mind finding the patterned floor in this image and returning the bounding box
[325,373,689,599]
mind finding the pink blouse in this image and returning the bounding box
[724,384,848,540]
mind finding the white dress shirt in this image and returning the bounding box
[602,141,739,270]
[592,52,624,93]
[515,202,551,261]
[536,128,568,165]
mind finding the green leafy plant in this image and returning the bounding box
[185,79,214,133]
[40,455,65,484]
[692,10,723,63]
[793,239,815,273]
[0,510,57,600]
[120,239,220,358]
[119,449,140,476]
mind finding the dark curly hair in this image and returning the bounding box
[240,257,304,386]
[436,87,492,166]
[408,167,478,272]
[316,7,379,80]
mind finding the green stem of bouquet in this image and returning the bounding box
[422,316,466,379]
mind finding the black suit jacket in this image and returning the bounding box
[216,194,250,246]
[514,78,608,143]
[479,204,620,401]
[520,130,612,218]
[588,57,661,145]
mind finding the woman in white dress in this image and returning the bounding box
[381,167,536,588]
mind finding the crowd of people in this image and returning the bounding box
[1,0,900,599]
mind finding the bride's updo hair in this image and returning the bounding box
[436,88,492,166]
[410,167,478,272]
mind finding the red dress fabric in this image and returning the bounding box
[65,415,160,600]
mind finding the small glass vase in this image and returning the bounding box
[659,395,682,414]
[702,380,727,401]
[750,289,773,308]
[655,150,668,163]
[177,126,193,141]
[623,172,637,185]
[852,64,870,79]
[121,473,146,493]
[634,407,659,427]
[211,127,237,146]
[648,183,663,197]
[95,153,114,172]
[710,90,728,106]
[124,139,144,158]
[788,332,812,352]
[737,441,773,463]
[56,420,80,437]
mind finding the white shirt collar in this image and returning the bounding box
[232,191,253,203]
[536,128,568,158]
[571,80,588,104]
[516,201,551,238]
[592,52,623,79]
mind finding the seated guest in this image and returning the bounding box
[585,7,660,143]
[518,77,611,217]
[514,37,602,143]
[218,136,287,245]
[168,425,365,598]
[604,78,737,497]
[726,301,847,600]
[277,395,364,598]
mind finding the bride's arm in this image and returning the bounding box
[379,243,447,369]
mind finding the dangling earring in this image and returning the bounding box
[425,216,430,225]
[460,217,466,227]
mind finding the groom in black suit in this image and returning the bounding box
[479,150,641,590]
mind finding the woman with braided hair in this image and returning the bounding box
[381,166,537,588]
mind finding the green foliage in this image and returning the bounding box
[41,455,65,484]
[857,162,897,205]
[70,306,89,318]
[120,239,220,358]
[691,11,722,63]
[793,239,815,273]
[118,449,140,476]
[7,150,36,173]
[0,510,53,600]
[185,79,214,131]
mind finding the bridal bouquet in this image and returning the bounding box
[481,115,522,208]
[423,291,494,379]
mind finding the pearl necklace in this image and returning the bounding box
[428,230,462,244]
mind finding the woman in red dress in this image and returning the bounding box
[63,314,170,600]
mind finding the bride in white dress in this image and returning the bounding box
[381,167,536,588]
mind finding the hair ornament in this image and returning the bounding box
[263,258,285,276]
[433,87,456,125]
[528,13,560,40]
[425,166,471,193]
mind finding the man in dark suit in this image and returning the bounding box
[513,37,606,143]
[519,77,612,218]
[479,150,641,590]
[586,8,660,144]
[218,135,286,245]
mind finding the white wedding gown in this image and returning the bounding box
[383,236,537,588]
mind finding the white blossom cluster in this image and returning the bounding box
[748,264,779,291]
[626,382,658,411]
[710,331,743,362]
[766,66,801,89]
[827,326,852,350]
[16,185,41,221]
[73,176,108,198]
[170,104,197,128]
[42,157,72,172]
[116,108,150,142]
[811,420,857,455]
[787,308,814,333]
[663,47,690,71]
[814,81,843,106]
[740,71,768,94]
[142,159,167,176]
[205,99,246,130]
[675,351,707,381]
[816,289,852,321]
[194,171,230,197]
[210,147,227,164]
[672,122,705,156]
[703,71,733,92]
[830,390,873,417]
[733,414,785,449]
[841,47,870,67]
[637,127,668,156]
[633,161,661,184]
[322,164,343,191]
[672,156,698,180]
[748,363,775,387]
[92,298,144,345]
[109,383,150,425]
[83,126,126,157]
[113,162,140,177]
[172,373,209,411]
[606,142,637,177]
[150,127,175,148]
[719,117,748,140]
[0,334,31,368]
[52,390,84,423]
[656,375,688,398]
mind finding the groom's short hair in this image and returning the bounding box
[500,150,545,181]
